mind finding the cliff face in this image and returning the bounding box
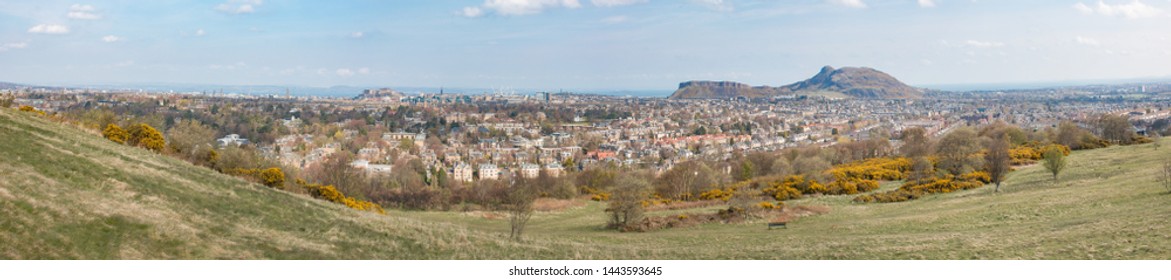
[668,66,923,99]
[668,81,789,99]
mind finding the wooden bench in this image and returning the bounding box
[767,222,787,230]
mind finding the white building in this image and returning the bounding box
[453,162,474,183]
[519,163,540,179]
[544,162,564,178]
[216,134,249,147]
[478,164,499,180]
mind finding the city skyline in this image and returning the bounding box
[2,0,1170,90]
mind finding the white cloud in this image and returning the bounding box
[28,24,70,35]
[461,6,484,17]
[1073,2,1094,13]
[1075,36,1100,46]
[67,11,101,19]
[466,0,582,16]
[113,60,134,67]
[1073,1,1163,19]
[70,4,95,11]
[216,0,263,14]
[0,42,29,52]
[694,0,734,11]
[195,29,206,36]
[209,62,247,70]
[965,40,1005,48]
[461,0,643,17]
[350,32,364,38]
[336,68,354,77]
[67,4,101,20]
[601,15,629,24]
[828,0,868,9]
[102,35,122,42]
[358,67,371,75]
[591,0,647,7]
[917,0,936,8]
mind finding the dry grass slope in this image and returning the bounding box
[0,109,613,259]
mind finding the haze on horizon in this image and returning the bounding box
[1,0,1170,91]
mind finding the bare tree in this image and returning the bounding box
[506,177,537,241]
[899,127,931,158]
[1042,146,1067,183]
[908,156,935,182]
[1055,121,1085,149]
[1152,132,1162,150]
[792,156,832,183]
[606,174,651,230]
[655,161,716,200]
[1098,114,1136,144]
[166,119,216,162]
[770,157,793,177]
[984,135,1011,192]
[936,127,983,176]
[1161,161,1171,194]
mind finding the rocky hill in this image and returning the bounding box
[786,66,922,99]
[667,81,790,99]
[668,65,922,99]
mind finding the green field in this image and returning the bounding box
[2,108,1170,259]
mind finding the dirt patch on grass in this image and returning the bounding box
[771,205,831,223]
[461,211,506,220]
[621,207,754,232]
[533,198,586,212]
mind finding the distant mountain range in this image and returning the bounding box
[668,66,924,99]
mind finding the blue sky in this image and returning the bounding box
[1,0,1170,91]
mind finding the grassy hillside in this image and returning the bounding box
[3,107,1170,259]
[0,109,611,259]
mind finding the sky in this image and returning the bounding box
[1,0,1170,91]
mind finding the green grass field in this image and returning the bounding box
[2,108,1170,259]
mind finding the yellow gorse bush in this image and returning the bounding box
[297,179,385,214]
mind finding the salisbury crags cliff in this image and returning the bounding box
[668,81,791,99]
[669,66,923,99]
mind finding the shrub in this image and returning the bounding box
[18,105,45,116]
[0,93,13,108]
[856,173,989,203]
[828,157,910,181]
[757,201,783,209]
[590,192,611,201]
[298,179,385,214]
[1009,146,1042,165]
[824,179,881,195]
[698,188,734,201]
[127,123,166,152]
[762,180,802,201]
[1042,144,1071,156]
[960,171,992,184]
[102,124,129,144]
[259,167,285,188]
